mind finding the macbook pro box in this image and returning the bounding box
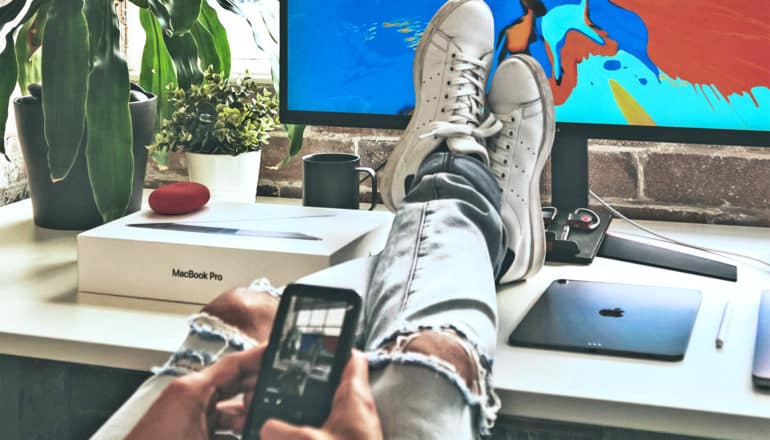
[78,202,393,304]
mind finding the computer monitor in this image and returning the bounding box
[280,0,769,273]
[281,0,769,199]
[282,2,769,131]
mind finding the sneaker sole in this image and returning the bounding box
[381,0,476,211]
[499,54,555,283]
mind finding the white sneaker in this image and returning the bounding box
[380,0,502,211]
[487,54,556,283]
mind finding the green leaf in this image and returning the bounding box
[128,0,149,8]
[41,0,89,181]
[84,0,133,222]
[151,71,278,155]
[279,123,306,167]
[138,7,176,128]
[0,34,18,162]
[1,0,41,160]
[0,1,24,20]
[1,0,42,39]
[14,19,38,94]
[191,20,220,74]
[15,1,49,93]
[0,0,26,38]
[197,0,230,79]
[146,0,202,36]
[164,32,203,89]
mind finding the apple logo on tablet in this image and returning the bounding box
[599,308,624,318]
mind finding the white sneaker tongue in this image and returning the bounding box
[447,136,489,165]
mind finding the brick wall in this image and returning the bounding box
[5,119,770,227]
[142,126,770,227]
[580,140,770,226]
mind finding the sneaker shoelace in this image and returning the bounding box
[488,118,517,182]
[419,53,502,143]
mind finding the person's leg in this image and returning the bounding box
[364,151,505,439]
[243,150,506,440]
[95,0,554,434]
[360,0,555,434]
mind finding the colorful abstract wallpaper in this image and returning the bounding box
[287,0,770,131]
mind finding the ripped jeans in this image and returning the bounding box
[93,152,507,439]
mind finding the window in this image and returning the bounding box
[125,1,272,82]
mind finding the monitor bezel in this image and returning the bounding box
[279,1,770,149]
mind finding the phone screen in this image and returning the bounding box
[243,285,360,438]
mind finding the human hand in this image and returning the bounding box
[260,350,382,440]
[202,287,279,343]
[126,346,265,440]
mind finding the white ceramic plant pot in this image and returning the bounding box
[186,150,262,203]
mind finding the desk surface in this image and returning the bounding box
[1,197,769,438]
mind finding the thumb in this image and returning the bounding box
[260,418,324,440]
[331,350,371,406]
[338,350,369,390]
[347,350,370,382]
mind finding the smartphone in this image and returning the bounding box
[242,283,362,439]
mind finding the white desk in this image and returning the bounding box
[494,228,770,439]
[1,197,769,438]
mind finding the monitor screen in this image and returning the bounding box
[284,0,770,133]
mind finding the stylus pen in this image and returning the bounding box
[716,301,732,349]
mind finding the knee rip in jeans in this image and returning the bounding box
[379,328,481,393]
[153,313,257,377]
[370,327,501,435]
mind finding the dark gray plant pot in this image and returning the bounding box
[14,90,157,230]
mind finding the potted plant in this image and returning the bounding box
[0,0,254,229]
[2,0,304,227]
[151,68,279,202]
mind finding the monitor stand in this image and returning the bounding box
[547,128,737,282]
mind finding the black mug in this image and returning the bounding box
[302,153,377,210]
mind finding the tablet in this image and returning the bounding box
[753,291,770,388]
[508,279,701,361]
